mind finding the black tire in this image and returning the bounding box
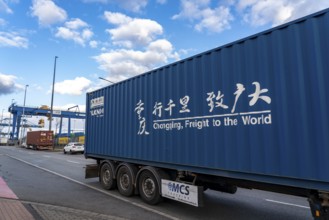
[138,170,162,205]
[100,163,117,190]
[117,165,135,197]
[63,149,66,154]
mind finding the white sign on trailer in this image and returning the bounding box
[161,179,200,207]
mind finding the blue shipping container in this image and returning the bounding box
[86,9,329,192]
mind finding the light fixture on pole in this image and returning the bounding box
[49,56,58,131]
[68,105,79,111]
[99,77,115,84]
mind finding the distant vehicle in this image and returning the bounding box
[63,142,84,154]
[7,138,19,146]
[21,142,27,148]
[0,137,8,146]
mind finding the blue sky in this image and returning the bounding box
[1,0,329,131]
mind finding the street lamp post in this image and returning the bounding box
[22,84,29,116]
[49,56,58,151]
[20,84,29,143]
[49,56,58,132]
[1,109,4,123]
[8,99,14,138]
[20,85,29,144]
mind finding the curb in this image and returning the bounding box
[0,177,35,220]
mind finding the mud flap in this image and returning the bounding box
[85,164,99,179]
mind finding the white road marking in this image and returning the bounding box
[266,199,310,209]
[43,155,51,158]
[67,160,80,164]
[6,154,180,220]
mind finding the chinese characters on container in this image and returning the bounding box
[135,100,149,135]
[134,81,272,135]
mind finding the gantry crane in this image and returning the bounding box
[7,104,85,141]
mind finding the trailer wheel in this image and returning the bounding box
[100,162,116,190]
[138,170,161,205]
[117,164,136,197]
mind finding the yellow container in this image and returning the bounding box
[78,136,85,144]
[58,137,69,145]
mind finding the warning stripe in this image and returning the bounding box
[0,177,18,199]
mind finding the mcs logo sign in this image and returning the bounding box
[162,179,200,206]
[168,182,190,195]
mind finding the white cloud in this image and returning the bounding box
[65,18,88,29]
[82,29,93,39]
[94,50,150,80]
[57,104,86,112]
[195,6,233,32]
[172,0,210,21]
[0,31,28,48]
[148,39,179,59]
[104,11,163,48]
[0,73,22,95]
[172,0,233,33]
[172,0,329,31]
[54,77,91,95]
[30,0,67,26]
[55,18,93,46]
[94,39,179,81]
[0,0,12,13]
[96,12,180,81]
[89,40,98,48]
[104,11,132,25]
[237,0,329,27]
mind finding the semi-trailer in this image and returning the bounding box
[85,8,329,219]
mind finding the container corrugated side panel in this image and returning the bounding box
[86,9,329,190]
[26,131,53,146]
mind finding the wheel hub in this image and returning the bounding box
[120,174,130,189]
[143,178,155,197]
[103,170,110,183]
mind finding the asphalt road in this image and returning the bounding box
[0,146,312,220]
